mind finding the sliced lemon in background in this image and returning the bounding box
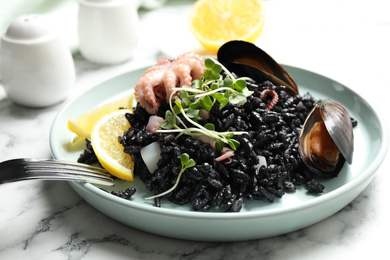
[67,92,134,138]
[90,110,134,181]
[189,0,265,53]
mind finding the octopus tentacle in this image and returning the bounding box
[260,89,279,110]
[171,64,192,87]
[163,70,179,101]
[143,63,169,76]
[134,52,206,114]
[157,58,172,65]
[175,57,205,80]
[215,148,235,164]
[175,52,205,79]
[176,52,204,64]
[135,70,165,114]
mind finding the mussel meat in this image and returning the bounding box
[217,40,299,96]
[298,99,354,178]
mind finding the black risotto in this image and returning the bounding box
[78,79,353,212]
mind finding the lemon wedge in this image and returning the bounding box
[68,93,134,138]
[189,0,265,53]
[90,110,134,181]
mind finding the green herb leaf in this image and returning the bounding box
[160,121,173,129]
[185,159,196,169]
[227,140,237,150]
[204,123,215,131]
[210,82,219,90]
[180,90,189,99]
[229,93,247,104]
[212,64,222,74]
[145,153,195,200]
[215,139,224,152]
[191,79,200,89]
[225,132,235,138]
[181,153,196,170]
[189,99,201,109]
[241,87,254,97]
[165,110,176,124]
[181,97,191,108]
[180,153,190,165]
[211,72,220,80]
[200,95,213,111]
[187,107,200,120]
[203,69,211,79]
[231,139,240,147]
[205,58,215,69]
[213,92,227,103]
[227,139,240,150]
[224,77,234,87]
[172,104,181,115]
[234,79,247,91]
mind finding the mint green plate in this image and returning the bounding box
[50,65,388,241]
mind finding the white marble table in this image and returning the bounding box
[1,0,389,259]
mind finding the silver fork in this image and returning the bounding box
[0,158,114,186]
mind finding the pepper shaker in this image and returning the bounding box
[0,14,75,107]
[78,0,140,64]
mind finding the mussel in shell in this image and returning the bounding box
[217,40,299,96]
[298,99,354,178]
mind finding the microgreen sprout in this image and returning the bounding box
[156,58,254,151]
[145,153,195,200]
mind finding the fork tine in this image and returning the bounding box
[22,159,114,186]
[24,159,109,174]
[19,173,114,186]
[20,173,114,185]
[26,168,111,178]
[24,159,107,173]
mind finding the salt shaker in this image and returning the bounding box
[0,15,75,107]
[78,0,140,64]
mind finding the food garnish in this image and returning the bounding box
[145,153,195,200]
[68,93,134,138]
[157,58,253,151]
[90,110,134,181]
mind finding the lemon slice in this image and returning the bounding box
[68,92,135,138]
[91,110,134,181]
[189,0,265,53]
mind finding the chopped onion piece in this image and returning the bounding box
[255,155,267,169]
[140,142,162,173]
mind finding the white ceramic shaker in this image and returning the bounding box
[78,0,140,64]
[0,14,75,107]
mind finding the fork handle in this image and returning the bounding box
[0,159,24,184]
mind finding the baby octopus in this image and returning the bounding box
[260,89,279,110]
[134,52,206,114]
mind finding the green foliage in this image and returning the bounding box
[180,153,196,170]
[158,58,253,151]
[145,153,195,200]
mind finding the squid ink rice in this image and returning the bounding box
[113,80,327,212]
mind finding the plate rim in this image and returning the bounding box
[50,64,389,220]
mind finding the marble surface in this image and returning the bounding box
[1,0,389,259]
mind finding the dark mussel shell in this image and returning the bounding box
[298,99,354,178]
[217,40,299,95]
